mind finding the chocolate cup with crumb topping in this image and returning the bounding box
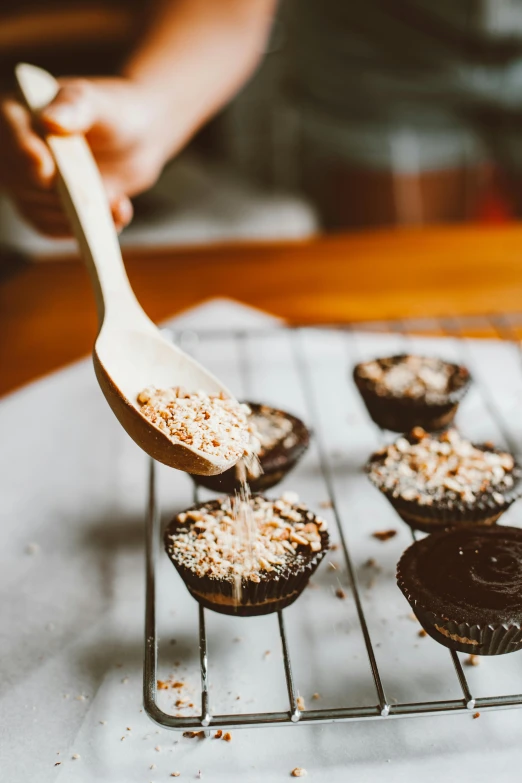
[192,403,310,494]
[366,433,522,534]
[397,527,522,655]
[164,496,329,617]
[353,355,471,432]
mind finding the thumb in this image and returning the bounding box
[39,81,99,135]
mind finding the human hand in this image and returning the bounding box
[0,77,167,237]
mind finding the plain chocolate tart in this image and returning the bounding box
[366,428,522,533]
[164,493,329,617]
[192,402,310,493]
[353,354,471,432]
[397,526,522,655]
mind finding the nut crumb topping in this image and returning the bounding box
[368,428,516,507]
[356,355,466,403]
[137,386,250,462]
[372,529,397,542]
[167,494,328,581]
[222,732,232,742]
[291,768,307,777]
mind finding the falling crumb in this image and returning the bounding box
[214,730,223,739]
[291,768,307,777]
[154,745,161,751]
[319,500,333,509]
[372,530,397,542]
[466,655,480,667]
[121,677,129,684]
[418,629,427,638]
[473,712,481,719]
[25,542,40,555]
[335,588,346,600]
[171,774,180,778]
[296,696,305,711]
[72,754,80,760]
[222,732,232,742]
[328,562,337,571]
[312,693,320,700]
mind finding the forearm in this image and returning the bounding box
[122,0,277,159]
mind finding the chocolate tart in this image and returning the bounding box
[353,354,471,432]
[397,526,522,655]
[366,428,522,533]
[164,494,329,617]
[192,402,310,493]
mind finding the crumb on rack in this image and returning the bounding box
[72,753,80,760]
[371,530,397,542]
[312,693,320,700]
[171,774,180,778]
[213,730,223,739]
[291,768,307,777]
[297,696,305,711]
[418,629,427,638]
[319,500,333,509]
[335,588,347,600]
[473,712,481,719]
[223,732,232,742]
[466,655,480,666]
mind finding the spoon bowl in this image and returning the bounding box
[16,63,240,475]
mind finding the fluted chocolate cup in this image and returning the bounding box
[397,526,522,655]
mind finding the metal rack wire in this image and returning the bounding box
[144,314,522,732]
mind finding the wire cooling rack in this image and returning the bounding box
[144,314,522,732]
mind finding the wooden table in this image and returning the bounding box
[3,223,522,397]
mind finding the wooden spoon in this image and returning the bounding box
[15,63,240,476]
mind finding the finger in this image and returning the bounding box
[39,80,99,135]
[111,195,133,229]
[1,99,55,188]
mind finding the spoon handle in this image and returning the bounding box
[15,63,143,327]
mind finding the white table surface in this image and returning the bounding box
[2,300,522,783]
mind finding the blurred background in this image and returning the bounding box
[4,0,522,257]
